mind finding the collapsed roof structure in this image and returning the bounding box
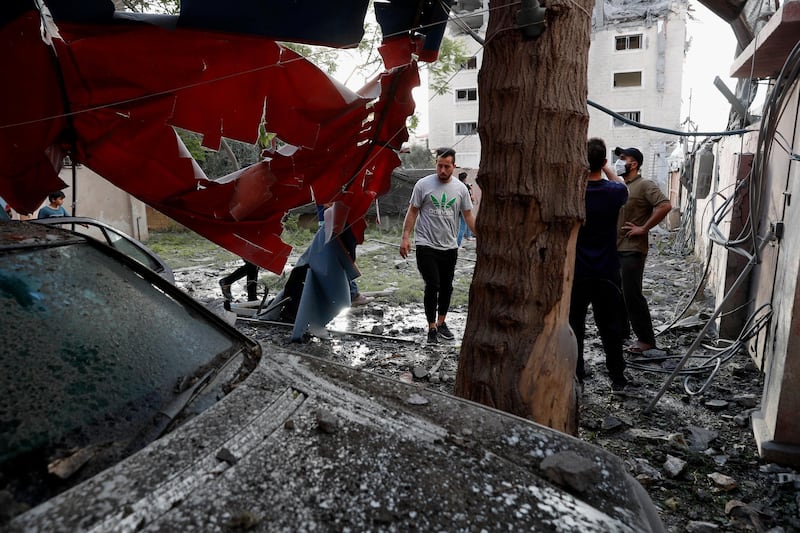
[0,0,451,272]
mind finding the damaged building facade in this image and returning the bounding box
[678,0,800,465]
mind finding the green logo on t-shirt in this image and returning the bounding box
[431,193,456,210]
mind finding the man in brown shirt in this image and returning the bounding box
[615,147,672,353]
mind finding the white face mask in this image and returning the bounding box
[614,159,628,176]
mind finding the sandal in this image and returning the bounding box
[625,343,654,354]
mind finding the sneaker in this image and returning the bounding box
[436,322,455,340]
[219,280,233,301]
[611,376,628,393]
[427,328,438,344]
[351,294,370,307]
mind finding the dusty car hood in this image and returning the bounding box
[12,349,663,532]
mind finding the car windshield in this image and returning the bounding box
[0,240,238,467]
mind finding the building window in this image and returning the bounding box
[613,71,642,88]
[615,34,642,51]
[613,111,641,127]
[455,88,478,102]
[459,56,478,70]
[455,122,478,136]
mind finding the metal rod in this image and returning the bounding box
[644,235,771,412]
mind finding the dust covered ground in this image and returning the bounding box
[157,229,798,533]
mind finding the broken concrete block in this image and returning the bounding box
[316,409,339,434]
[540,451,600,494]
[664,455,687,478]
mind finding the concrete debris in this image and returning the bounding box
[733,408,759,427]
[627,458,663,483]
[686,426,718,451]
[708,472,737,491]
[732,394,759,408]
[398,372,414,384]
[47,446,98,480]
[627,428,671,441]
[724,499,759,517]
[215,447,238,465]
[759,463,793,474]
[668,433,689,449]
[704,399,729,411]
[712,455,728,466]
[685,521,720,532]
[315,409,339,434]
[725,500,768,531]
[663,496,679,510]
[428,355,445,376]
[539,451,601,494]
[602,415,626,431]
[664,454,687,478]
[412,365,428,379]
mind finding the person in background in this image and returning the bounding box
[614,146,672,354]
[219,261,259,302]
[456,172,475,247]
[570,138,630,392]
[37,191,69,219]
[400,148,476,344]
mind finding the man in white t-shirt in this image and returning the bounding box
[400,148,476,344]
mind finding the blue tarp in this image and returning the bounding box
[291,227,360,341]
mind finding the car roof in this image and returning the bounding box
[0,219,85,250]
[30,216,175,283]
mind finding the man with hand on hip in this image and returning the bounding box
[614,146,672,354]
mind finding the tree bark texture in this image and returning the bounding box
[454,0,592,435]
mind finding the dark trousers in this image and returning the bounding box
[221,261,259,301]
[619,251,656,346]
[415,245,458,325]
[569,277,627,381]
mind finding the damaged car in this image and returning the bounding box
[32,216,174,283]
[0,221,261,521]
[2,220,664,531]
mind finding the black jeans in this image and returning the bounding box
[221,261,259,301]
[619,251,656,346]
[569,276,627,381]
[415,245,458,325]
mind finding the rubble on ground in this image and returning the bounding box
[172,233,798,532]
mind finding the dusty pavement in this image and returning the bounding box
[164,230,798,533]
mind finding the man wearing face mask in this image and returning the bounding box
[614,147,672,354]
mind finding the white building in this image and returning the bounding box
[587,0,688,188]
[428,0,689,185]
[427,0,484,169]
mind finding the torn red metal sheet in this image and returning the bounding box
[0,10,421,273]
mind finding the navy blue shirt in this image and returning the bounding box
[575,179,628,281]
